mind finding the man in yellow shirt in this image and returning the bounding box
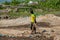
[30,8,37,34]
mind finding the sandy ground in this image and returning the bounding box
[0,14,60,27]
[0,14,60,40]
[0,26,60,40]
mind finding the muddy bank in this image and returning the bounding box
[0,37,34,40]
[0,36,53,40]
[0,14,60,27]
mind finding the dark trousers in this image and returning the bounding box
[31,20,37,33]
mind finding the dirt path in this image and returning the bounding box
[0,14,60,40]
[0,27,60,40]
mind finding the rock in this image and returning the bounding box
[0,34,4,37]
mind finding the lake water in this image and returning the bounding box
[0,0,12,3]
[0,0,25,3]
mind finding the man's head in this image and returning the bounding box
[30,8,34,14]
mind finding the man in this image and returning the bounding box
[30,8,37,34]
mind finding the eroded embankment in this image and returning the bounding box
[0,14,60,27]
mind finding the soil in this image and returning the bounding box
[0,14,60,40]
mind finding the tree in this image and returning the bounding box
[11,0,20,5]
[3,1,10,5]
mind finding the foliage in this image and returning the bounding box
[2,0,60,10]
[38,0,60,9]
[3,1,10,5]
[10,0,20,5]
[3,0,20,5]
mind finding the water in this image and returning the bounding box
[0,0,25,3]
[0,0,11,3]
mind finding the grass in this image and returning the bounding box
[9,11,31,18]
[0,9,60,19]
[9,10,60,18]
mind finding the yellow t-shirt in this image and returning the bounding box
[31,14,35,23]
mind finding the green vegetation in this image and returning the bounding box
[10,0,20,5]
[9,11,30,18]
[3,0,20,5]
[0,0,60,18]
[2,0,60,9]
[39,0,60,9]
[3,1,11,5]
